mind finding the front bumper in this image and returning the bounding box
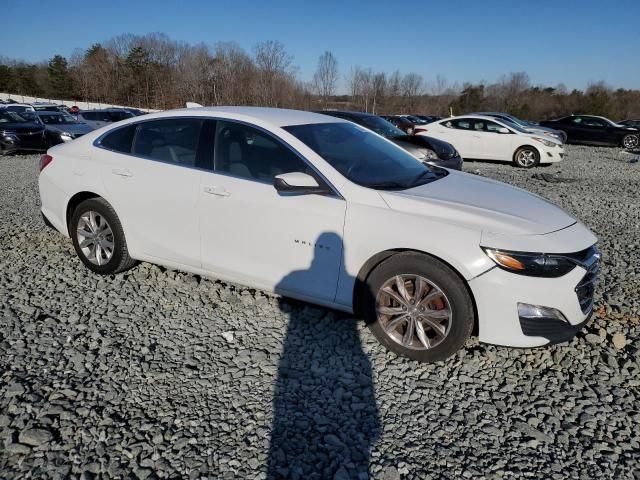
[542,147,564,164]
[428,155,463,171]
[469,258,598,348]
[1,137,48,154]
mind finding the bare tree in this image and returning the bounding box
[312,51,339,104]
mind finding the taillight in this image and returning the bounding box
[39,154,53,172]
[414,127,428,133]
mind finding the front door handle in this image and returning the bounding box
[111,168,133,178]
[203,186,230,197]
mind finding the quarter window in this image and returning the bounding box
[100,125,136,153]
[213,120,312,182]
[132,118,203,167]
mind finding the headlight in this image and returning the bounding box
[533,137,557,148]
[482,248,576,277]
[2,133,18,142]
[60,133,74,142]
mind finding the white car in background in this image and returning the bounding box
[38,107,598,362]
[416,115,564,167]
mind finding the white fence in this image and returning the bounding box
[0,92,158,111]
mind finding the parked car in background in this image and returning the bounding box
[472,111,566,143]
[618,119,640,130]
[413,115,442,124]
[380,115,416,134]
[122,107,148,117]
[1,103,36,113]
[38,107,599,362]
[539,115,639,149]
[420,115,564,167]
[35,111,94,146]
[32,102,69,113]
[318,110,462,170]
[75,108,135,129]
[0,110,48,154]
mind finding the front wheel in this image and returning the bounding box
[513,146,540,168]
[70,197,136,274]
[364,252,475,362]
[622,134,639,151]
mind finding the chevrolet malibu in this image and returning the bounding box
[38,107,599,362]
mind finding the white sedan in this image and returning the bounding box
[414,115,564,167]
[38,107,598,362]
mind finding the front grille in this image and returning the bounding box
[575,246,600,314]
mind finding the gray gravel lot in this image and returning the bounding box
[1,146,639,479]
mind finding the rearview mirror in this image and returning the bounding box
[498,127,510,134]
[273,172,329,194]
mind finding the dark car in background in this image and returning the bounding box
[122,107,148,116]
[0,110,48,154]
[380,115,416,134]
[539,114,639,149]
[413,115,442,124]
[35,111,94,146]
[318,110,463,170]
[619,119,640,130]
[75,108,135,129]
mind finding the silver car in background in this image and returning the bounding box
[473,111,567,143]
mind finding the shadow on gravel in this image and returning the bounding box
[268,232,380,480]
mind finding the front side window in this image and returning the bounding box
[581,117,606,127]
[214,120,312,182]
[285,122,447,190]
[132,119,203,167]
[108,111,135,122]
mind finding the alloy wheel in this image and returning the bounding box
[623,135,639,150]
[375,274,453,350]
[76,211,115,266]
[516,149,536,167]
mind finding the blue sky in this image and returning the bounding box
[1,0,639,92]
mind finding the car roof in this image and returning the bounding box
[165,106,350,127]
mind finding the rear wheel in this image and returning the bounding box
[622,134,639,150]
[513,146,540,168]
[364,252,474,362]
[70,198,136,274]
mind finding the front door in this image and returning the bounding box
[199,120,346,302]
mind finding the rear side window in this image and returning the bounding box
[132,118,203,167]
[100,125,136,153]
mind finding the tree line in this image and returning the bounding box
[1,32,639,121]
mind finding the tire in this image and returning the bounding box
[70,197,136,274]
[622,134,639,151]
[513,146,540,168]
[558,130,568,144]
[363,252,474,362]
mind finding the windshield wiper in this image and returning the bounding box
[363,180,409,190]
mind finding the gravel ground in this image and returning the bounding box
[1,146,639,479]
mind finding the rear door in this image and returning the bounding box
[97,117,205,267]
[430,118,476,158]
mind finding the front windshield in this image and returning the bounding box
[38,112,79,124]
[0,111,30,123]
[284,122,447,190]
[356,115,406,138]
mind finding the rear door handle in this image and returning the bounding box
[111,168,133,178]
[203,186,230,197]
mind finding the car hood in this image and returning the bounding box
[392,134,458,159]
[44,123,94,135]
[379,170,576,235]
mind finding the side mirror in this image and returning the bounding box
[273,172,329,195]
[498,127,510,134]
